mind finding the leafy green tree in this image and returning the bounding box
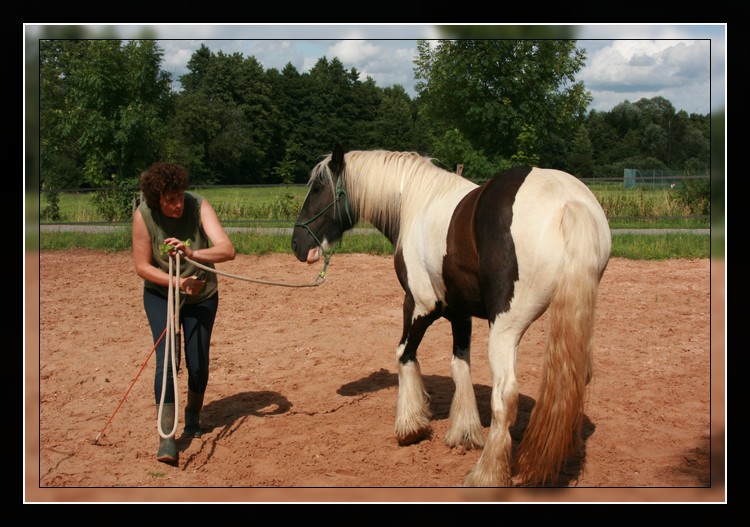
[678,125,710,173]
[40,39,173,220]
[407,96,432,154]
[670,111,709,174]
[349,77,385,150]
[632,97,679,166]
[601,103,647,170]
[175,45,277,184]
[265,63,315,183]
[606,100,642,136]
[272,143,302,184]
[73,41,172,183]
[40,40,87,219]
[510,124,541,167]
[307,57,361,151]
[585,110,619,168]
[429,128,510,182]
[567,125,595,178]
[280,57,374,174]
[361,85,414,151]
[414,39,591,169]
[167,47,425,185]
[589,97,709,178]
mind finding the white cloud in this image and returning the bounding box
[329,40,380,63]
[578,39,713,114]
[244,40,307,72]
[325,40,418,93]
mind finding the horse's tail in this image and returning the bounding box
[515,199,609,486]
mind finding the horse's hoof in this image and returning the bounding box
[396,428,430,446]
[445,429,485,450]
[463,467,512,487]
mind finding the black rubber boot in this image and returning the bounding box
[184,390,204,438]
[156,403,178,464]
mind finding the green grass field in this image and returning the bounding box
[39,183,709,226]
[35,228,713,260]
[33,184,717,260]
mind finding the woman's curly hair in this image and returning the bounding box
[140,162,189,210]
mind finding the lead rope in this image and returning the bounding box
[156,248,329,437]
[93,326,166,444]
[95,247,327,446]
[156,253,181,440]
[180,251,331,287]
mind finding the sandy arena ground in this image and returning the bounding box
[26,251,725,503]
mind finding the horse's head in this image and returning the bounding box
[292,144,354,264]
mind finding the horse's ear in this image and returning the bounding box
[329,143,345,175]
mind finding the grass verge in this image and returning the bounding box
[36,229,712,260]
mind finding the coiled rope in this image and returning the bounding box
[156,252,182,440]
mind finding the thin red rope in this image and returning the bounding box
[94,327,167,444]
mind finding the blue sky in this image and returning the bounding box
[25,24,725,115]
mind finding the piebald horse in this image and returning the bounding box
[291,144,611,486]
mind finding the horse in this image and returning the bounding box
[291,144,611,487]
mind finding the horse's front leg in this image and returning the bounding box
[445,314,485,449]
[395,294,440,445]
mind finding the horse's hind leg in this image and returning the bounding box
[445,315,484,449]
[463,326,520,487]
[394,295,439,446]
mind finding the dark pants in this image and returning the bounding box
[143,287,219,404]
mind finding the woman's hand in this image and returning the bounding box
[164,237,193,258]
[181,276,205,295]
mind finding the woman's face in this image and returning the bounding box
[159,190,185,219]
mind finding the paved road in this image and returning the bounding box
[39,225,711,236]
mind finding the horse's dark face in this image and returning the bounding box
[292,147,353,263]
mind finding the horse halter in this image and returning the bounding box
[294,174,353,251]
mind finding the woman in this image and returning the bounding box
[132,162,235,464]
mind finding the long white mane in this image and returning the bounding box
[309,150,477,248]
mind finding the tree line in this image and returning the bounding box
[39,39,710,220]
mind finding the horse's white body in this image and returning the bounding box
[399,184,477,318]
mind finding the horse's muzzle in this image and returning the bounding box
[291,227,320,263]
